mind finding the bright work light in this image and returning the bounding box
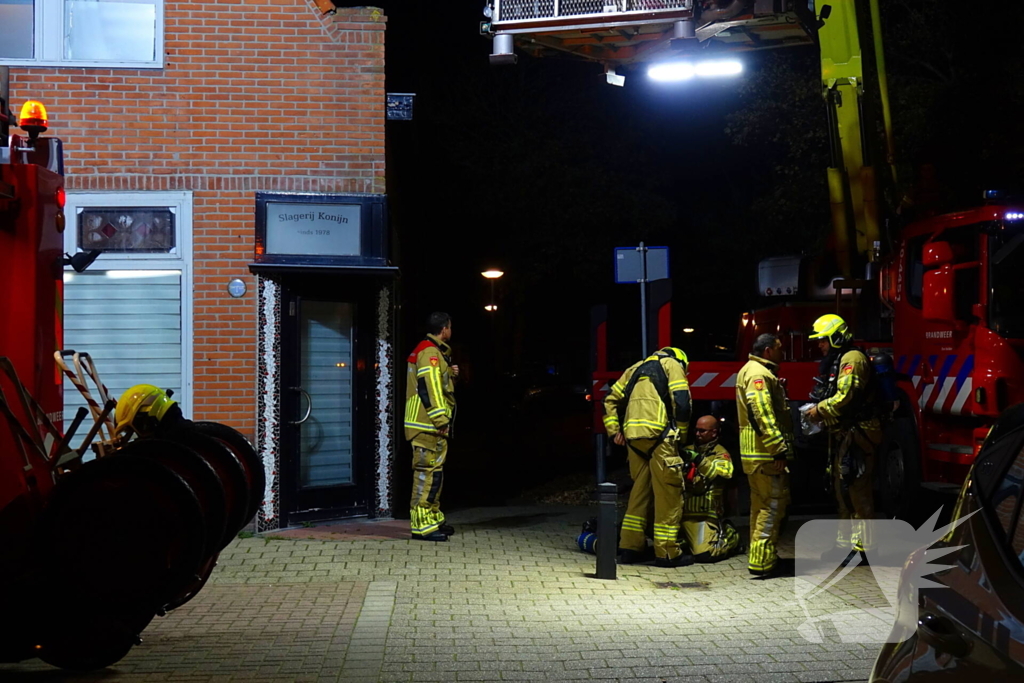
[648,59,742,82]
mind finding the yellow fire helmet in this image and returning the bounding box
[809,314,852,348]
[116,384,177,435]
[658,346,689,369]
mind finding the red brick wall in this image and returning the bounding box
[8,2,386,437]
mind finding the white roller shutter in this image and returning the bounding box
[62,270,183,428]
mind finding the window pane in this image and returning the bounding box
[300,302,355,488]
[65,0,156,62]
[78,208,175,253]
[0,0,34,59]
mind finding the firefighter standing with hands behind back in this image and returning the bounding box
[804,314,882,565]
[603,347,693,568]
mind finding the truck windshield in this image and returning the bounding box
[990,223,1024,338]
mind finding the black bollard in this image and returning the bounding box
[595,433,607,484]
[596,482,617,580]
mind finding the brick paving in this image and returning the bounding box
[1,506,883,682]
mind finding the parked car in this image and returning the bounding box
[871,403,1024,681]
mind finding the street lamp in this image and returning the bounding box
[481,269,503,311]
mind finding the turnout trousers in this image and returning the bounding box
[619,438,686,561]
[410,434,447,537]
[746,463,790,574]
[831,427,881,553]
[681,489,740,562]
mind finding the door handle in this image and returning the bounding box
[918,612,971,658]
[289,387,312,425]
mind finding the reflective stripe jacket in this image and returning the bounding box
[682,441,733,517]
[404,334,455,441]
[603,355,691,444]
[817,348,881,434]
[736,355,794,468]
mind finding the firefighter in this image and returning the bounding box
[679,415,740,563]
[603,347,692,567]
[404,312,458,541]
[805,314,882,565]
[736,333,795,577]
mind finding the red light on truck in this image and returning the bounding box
[55,187,66,209]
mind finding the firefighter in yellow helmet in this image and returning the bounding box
[736,333,795,577]
[678,415,741,562]
[805,314,883,565]
[404,312,458,542]
[603,346,693,567]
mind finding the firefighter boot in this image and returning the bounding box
[654,552,695,568]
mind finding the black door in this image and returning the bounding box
[279,279,374,524]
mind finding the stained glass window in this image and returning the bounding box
[77,207,175,253]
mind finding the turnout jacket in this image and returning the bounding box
[682,440,733,517]
[404,334,456,441]
[816,348,881,434]
[736,354,795,470]
[603,354,691,445]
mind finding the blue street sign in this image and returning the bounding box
[615,245,670,283]
[614,243,671,358]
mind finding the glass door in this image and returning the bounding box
[280,292,370,522]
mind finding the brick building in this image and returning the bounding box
[1,1,397,529]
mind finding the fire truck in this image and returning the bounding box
[482,1,1024,519]
[1,92,264,670]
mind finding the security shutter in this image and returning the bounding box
[62,270,183,431]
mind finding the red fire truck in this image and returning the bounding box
[1,95,263,671]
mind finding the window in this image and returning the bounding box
[0,0,163,68]
[907,235,926,308]
[63,192,192,437]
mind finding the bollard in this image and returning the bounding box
[596,482,617,580]
[595,432,607,484]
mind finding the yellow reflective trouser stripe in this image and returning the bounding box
[621,514,645,532]
[653,522,678,541]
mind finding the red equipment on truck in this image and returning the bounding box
[0,92,265,671]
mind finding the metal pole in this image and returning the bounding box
[596,482,617,579]
[639,242,648,357]
[595,432,606,484]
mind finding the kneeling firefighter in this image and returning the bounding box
[805,314,884,564]
[679,415,741,563]
[603,347,692,568]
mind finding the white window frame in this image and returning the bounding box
[64,191,193,416]
[0,0,164,69]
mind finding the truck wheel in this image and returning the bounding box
[36,614,137,672]
[192,421,265,528]
[876,417,922,522]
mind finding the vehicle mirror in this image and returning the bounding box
[923,265,956,323]
[923,241,954,268]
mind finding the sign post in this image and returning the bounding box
[615,243,670,357]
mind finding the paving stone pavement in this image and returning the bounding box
[1,505,885,682]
